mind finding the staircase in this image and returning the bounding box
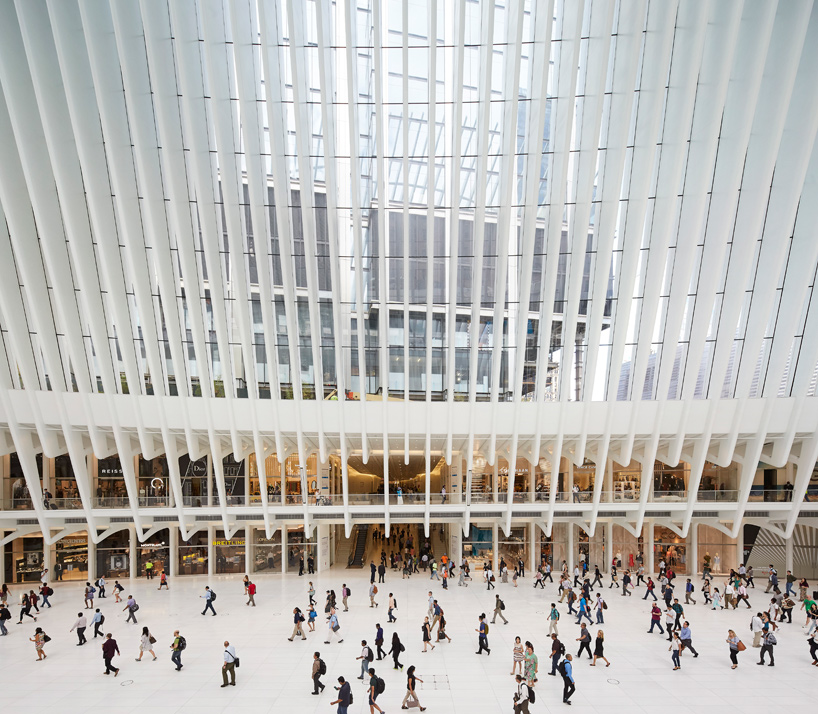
[349,525,370,567]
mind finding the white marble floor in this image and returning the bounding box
[0,565,814,713]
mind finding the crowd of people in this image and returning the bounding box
[1,537,817,712]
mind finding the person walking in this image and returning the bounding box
[367,667,385,714]
[375,623,386,660]
[311,651,326,694]
[492,594,508,625]
[726,629,742,669]
[30,626,47,661]
[643,577,657,601]
[389,631,405,670]
[17,592,37,624]
[548,603,560,636]
[39,582,52,609]
[0,603,11,636]
[171,630,184,671]
[590,630,610,667]
[524,641,538,686]
[331,676,351,713]
[575,595,592,625]
[97,575,106,599]
[341,583,350,611]
[369,581,378,608]
[595,594,605,624]
[157,571,169,590]
[422,616,435,652]
[402,664,426,711]
[246,581,256,607]
[113,581,123,603]
[84,581,95,609]
[758,629,776,666]
[679,621,699,657]
[549,633,563,675]
[357,640,374,679]
[201,586,216,616]
[560,653,575,705]
[476,613,491,655]
[807,629,818,666]
[576,624,592,659]
[670,631,682,670]
[513,674,532,714]
[388,593,397,623]
[136,626,157,661]
[751,612,764,647]
[221,641,238,687]
[102,632,120,675]
[647,603,664,635]
[124,594,138,624]
[70,612,88,646]
[326,608,343,644]
[91,608,104,638]
[308,582,316,607]
[684,579,697,605]
[486,566,495,590]
[765,565,778,593]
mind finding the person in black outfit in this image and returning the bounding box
[389,631,404,670]
[298,554,305,576]
[590,567,602,588]
[378,563,386,583]
[375,623,386,660]
[576,625,592,659]
[331,676,351,710]
[370,561,377,583]
[307,555,315,575]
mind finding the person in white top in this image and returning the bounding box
[221,641,237,687]
[136,626,157,661]
[595,595,605,624]
[513,674,531,713]
[750,613,764,648]
[70,612,87,646]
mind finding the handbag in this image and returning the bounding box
[149,635,157,644]
[736,640,746,651]
[43,634,52,643]
[332,623,340,632]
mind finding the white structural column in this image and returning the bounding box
[646,521,655,575]
[528,522,537,575]
[785,535,794,575]
[567,523,574,574]
[169,527,179,578]
[129,526,137,580]
[492,523,499,574]
[281,528,288,576]
[208,525,216,579]
[689,523,698,577]
[86,534,95,580]
[605,520,613,573]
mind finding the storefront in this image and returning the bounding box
[96,530,130,579]
[497,527,527,568]
[97,456,127,506]
[610,525,642,570]
[463,525,493,564]
[3,534,43,583]
[214,455,245,505]
[697,525,737,575]
[138,456,171,506]
[6,452,43,510]
[136,529,170,577]
[55,533,89,581]
[572,460,595,501]
[214,530,245,574]
[178,531,208,575]
[612,461,641,502]
[653,462,688,500]
[53,454,83,508]
[248,454,282,504]
[179,454,208,507]
[252,528,282,573]
[654,526,687,574]
[287,526,316,567]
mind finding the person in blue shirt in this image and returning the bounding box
[679,621,699,657]
[561,653,575,704]
[475,613,490,655]
[575,596,593,624]
[331,676,351,714]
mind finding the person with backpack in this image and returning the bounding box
[514,673,533,713]
[549,633,564,675]
[289,607,307,641]
[201,586,216,616]
[548,603,560,636]
[90,608,104,638]
[367,667,385,714]
[331,676,351,712]
[357,640,375,679]
[124,595,138,623]
[312,650,326,694]
[0,602,11,635]
[492,594,508,625]
[341,584,350,611]
[560,653,575,704]
[684,578,697,605]
[325,608,343,644]
[389,631,405,670]
[113,581,124,603]
[84,581,95,609]
[369,582,378,608]
[171,630,184,670]
[402,664,426,711]
[39,582,52,609]
[758,629,776,666]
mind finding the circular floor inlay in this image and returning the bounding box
[607,678,620,685]
[120,680,134,686]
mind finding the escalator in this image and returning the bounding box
[349,525,370,567]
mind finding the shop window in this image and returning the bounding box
[287,527,316,568]
[252,528,282,573]
[7,453,43,509]
[179,454,208,507]
[697,525,737,576]
[6,535,43,583]
[214,530,245,574]
[53,454,83,508]
[612,461,640,502]
[138,456,170,506]
[97,456,127,507]
[463,526,493,565]
[653,462,687,500]
[498,527,528,570]
[136,528,170,578]
[56,532,89,581]
[97,530,130,580]
[179,531,208,576]
[654,526,687,574]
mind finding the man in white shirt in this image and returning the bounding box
[97,576,106,599]
[357,640,372,679]
[70,612,88,646]
[750,613,764,648]
[221,641,237,687]
[427,592,435,619]
[513,674,531,713]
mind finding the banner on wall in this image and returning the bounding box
[320,535,329,569]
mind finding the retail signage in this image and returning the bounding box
[212,539,245,547]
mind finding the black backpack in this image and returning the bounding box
[318,658,327,675]
[376,677,385,694]
[558,659,567,676]
[528,686,536,704]
[393,598,397,609]
[559,642,566,656]
[500,600,505,610]
[99,614,105,624]
[46,587,53,596]
[366,647,374,662]
[209,591,217,602]
[178,635,187,651]
[346,588,351,596]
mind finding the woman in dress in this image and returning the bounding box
[510,636,525,676]
[711,587,723,610]
[421,616,435,652]
[591,630,610,667]
[726,629,741,669]
[135,625,156,661]
[30,625,46,661]
[523,641,538,687]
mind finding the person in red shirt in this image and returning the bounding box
[246,581,257,607]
